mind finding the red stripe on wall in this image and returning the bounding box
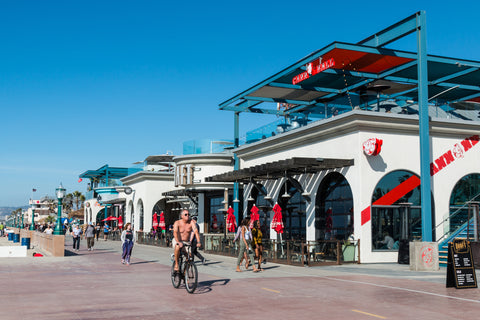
[360,175,421,225]
[361,206,371,226]
[372,175,421,206]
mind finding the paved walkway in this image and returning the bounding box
[1,235,480,319]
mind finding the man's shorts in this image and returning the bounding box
[172,239,191,249]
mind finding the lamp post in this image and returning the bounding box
[30,201,36,230]
[54,183,66,235]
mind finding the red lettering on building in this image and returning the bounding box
[461,138,473,152]
[292,57,335,85]
[443,150,455,165]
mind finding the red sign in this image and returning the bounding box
[292,57,335,85]
[363,138,383,156]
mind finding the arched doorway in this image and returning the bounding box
[449,173,480,234]
[278,179,306,241]
[315,172,353,241]
[370,170,425,251]
[152,198,180,234]
[247,184,272,236]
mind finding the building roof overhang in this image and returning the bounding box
[220,15,480,118]
[205,157,354,183]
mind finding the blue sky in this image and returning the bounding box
[1,0,479,206]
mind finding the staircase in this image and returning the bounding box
[438,219,477,267]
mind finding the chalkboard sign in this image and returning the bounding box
[446,239,477,289]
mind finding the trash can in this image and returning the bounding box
[13,233,20,243]
[7,232,13,241]
[21,237,31,249]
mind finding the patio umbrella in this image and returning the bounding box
[152,212,158,231]
[226,207,237,232]
[271,204,284,233]
[271,203,285,256]
[250,204,260,222]
[249,204,260,228]
[102,216,118,222]
[159,211,166,231]
[117,216,124,229]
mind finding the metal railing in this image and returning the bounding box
[203,233,360,266]
[135,231,172,247]
[434,192,480,244]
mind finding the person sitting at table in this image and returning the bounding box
[377,232,395,249]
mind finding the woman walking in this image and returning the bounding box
[121,223,135,265]
[252,220,264,271]
[236,218,259,272]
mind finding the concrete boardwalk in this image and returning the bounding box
[1,236,480,320]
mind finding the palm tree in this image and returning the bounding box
[72,191,83,210]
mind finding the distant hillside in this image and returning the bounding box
[0,206,28,219]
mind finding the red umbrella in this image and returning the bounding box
[226,207,237,232]
[117,216,124,229]
[102,216,118,222]
[250,205,260,221]
[271,203,284,234]
[159,211,166,230]
[152,212,158,231]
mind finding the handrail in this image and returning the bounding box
[434,191,480,243]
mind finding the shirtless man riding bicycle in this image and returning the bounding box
[173,209,201,272]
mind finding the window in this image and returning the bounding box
[315,172,353,241]
[371,170,422,251]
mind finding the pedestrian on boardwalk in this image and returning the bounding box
[85,222,95,251]
[191,217,206,264]
[236,218,259,272]
[103,223,110,241]
[252,219,264,271]
[71,224,82,251]
[121,223,135,265]
[95,223,100,240]
[44,225,53,235]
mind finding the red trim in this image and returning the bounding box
[361,206,371,225]
[360,175,420,225]
[372,175,421,206]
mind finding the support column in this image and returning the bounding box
[233,112,240,221]
[417,11,432,242]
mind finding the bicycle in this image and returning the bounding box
[171,242,198,293]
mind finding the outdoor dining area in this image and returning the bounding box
[203,203,359,266]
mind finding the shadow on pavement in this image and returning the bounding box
[194,278,230,294]
[130,260,159,265]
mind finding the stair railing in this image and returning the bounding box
[434,192,480,244]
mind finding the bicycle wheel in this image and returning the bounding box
[171,260,181,288]
[184,261,198,293]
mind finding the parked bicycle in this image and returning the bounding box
[171,242,198,293]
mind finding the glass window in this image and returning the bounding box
[209,196,225,234]
[279,180,306,241]
[371,170,422,251]
[315,173,353,241]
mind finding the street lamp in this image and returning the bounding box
[30,201,36,230]
[54,183,66,235]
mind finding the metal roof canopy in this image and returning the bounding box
[206,158,354,183]
[220,14,480,117]
[221,11,436,241]
[79,164,131,180]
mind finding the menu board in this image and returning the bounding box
[446,239,477,289]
